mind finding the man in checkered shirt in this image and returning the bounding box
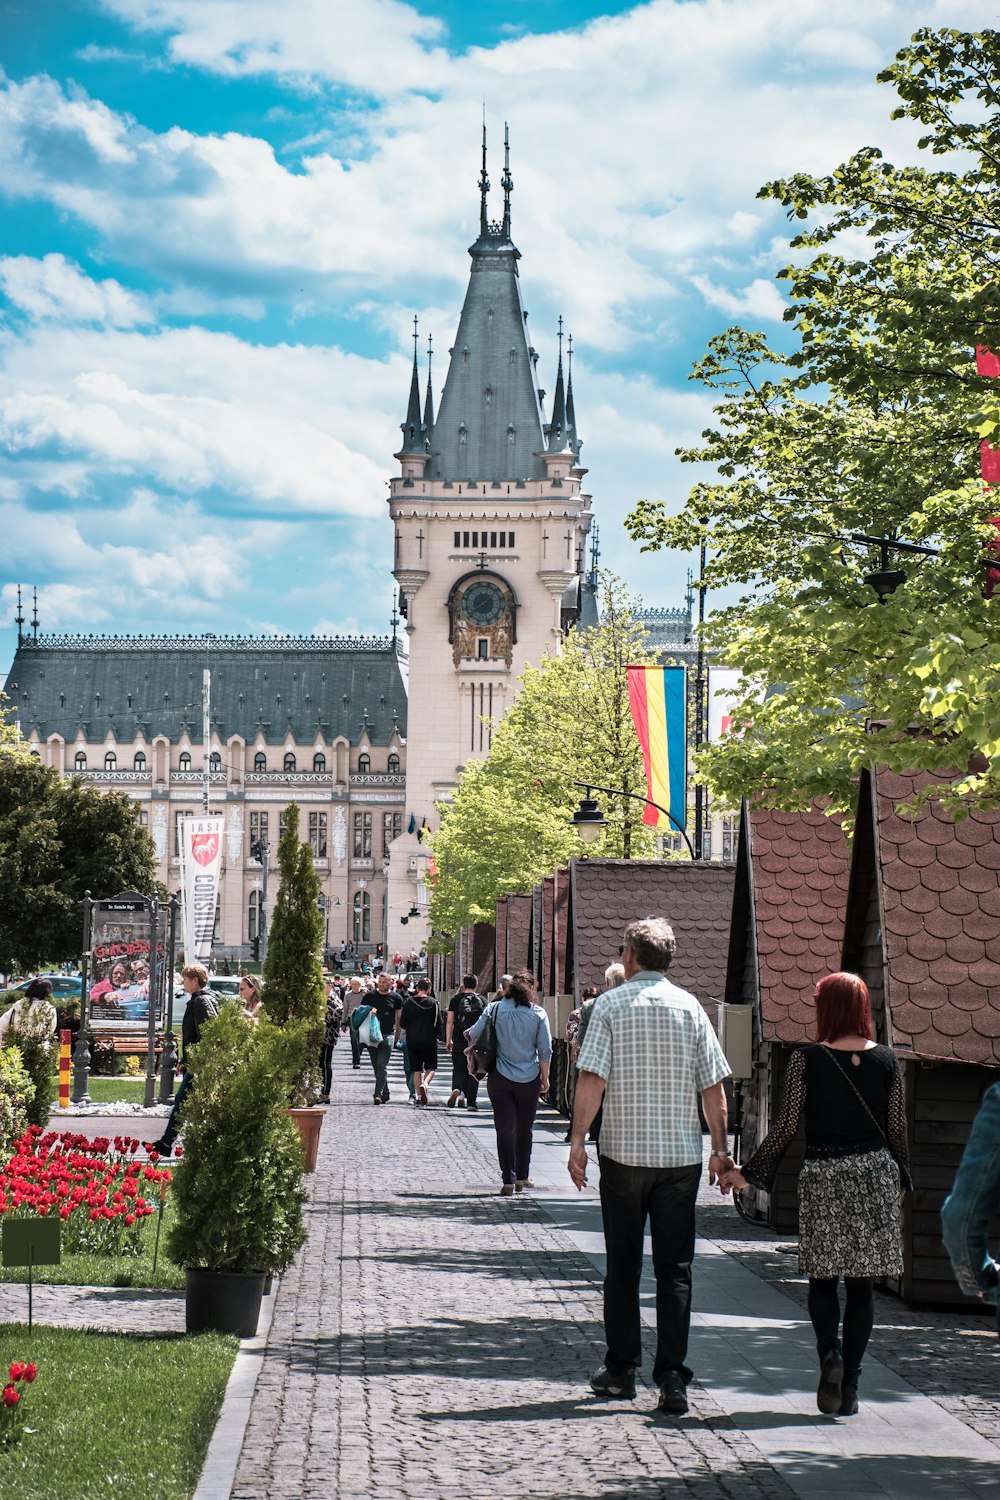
[569,916,733,1414]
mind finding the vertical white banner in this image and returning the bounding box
[179,815,224,966]
[707,668,744,744]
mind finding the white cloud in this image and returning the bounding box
[0,254,153,327]
[690,274,787,323]
[0,320,401,515]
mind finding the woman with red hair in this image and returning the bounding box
[724,972,911,1418]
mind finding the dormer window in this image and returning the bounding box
[179,752,191,771]
[75,751,87,771]
[388,752,400,774]
[210,752,222,772]
[358,752,370,775]
[134,752,146,772]
[313,752,326,773]
[284,752,296,772]
[254,751,266,771]
[104,752,117,771]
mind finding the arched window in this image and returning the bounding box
[74,751,87,771]
[209,752,221,772]
[179,752,191,771]
[134,751,146,772]
[358,752,370,775]
[283,752,297,772]
[248,890,262,942]
[353,890,371,944]
[313,752,326,773]
[104,751,117,772]
[387,752,400,774]
[254,751,266,771]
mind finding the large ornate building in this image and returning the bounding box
[3,140,596,960]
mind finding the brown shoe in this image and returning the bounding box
[499,1184,515,1196]
[446,1090,460,1108]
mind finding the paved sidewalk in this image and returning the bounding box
[227,1046,1000,1500]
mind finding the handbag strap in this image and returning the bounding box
[819,1045,887,1144]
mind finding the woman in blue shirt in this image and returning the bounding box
[470,972,552,1196]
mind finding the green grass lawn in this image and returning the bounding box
[83,1076,160,1104]
[0,1196,184,1291]
[0,1323,237,1500]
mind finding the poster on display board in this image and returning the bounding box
[88,899,166,1033]
[178,815,224,966]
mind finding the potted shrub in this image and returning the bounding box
[166,1003,307,1336]
[262,802,327,1169]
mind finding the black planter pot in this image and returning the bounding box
[185,1268,266,1337]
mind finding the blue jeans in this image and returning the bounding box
[942,1080,1000,1335]
[598,1156,701,1385]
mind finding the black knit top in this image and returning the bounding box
[742,1043,912,1193]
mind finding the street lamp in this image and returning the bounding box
[571,780,696,861]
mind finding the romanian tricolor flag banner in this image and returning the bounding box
[627,666,687,829]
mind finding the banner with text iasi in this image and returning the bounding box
[179,816,224,966]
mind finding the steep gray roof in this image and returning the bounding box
[426,220,548,484]
[5,635,408,746]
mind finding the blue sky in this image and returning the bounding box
[0,0,994,674]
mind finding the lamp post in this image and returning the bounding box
[571,781,696,860]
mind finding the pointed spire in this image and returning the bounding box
[566,332,579,456]
[398,314,425,454]
[15,585,24,647]
[501,121,513,240]
[423,332,435,435]
[588,522,600,584]
[31,586,39,641]
[479,113,490,238]
[547,316,567,452]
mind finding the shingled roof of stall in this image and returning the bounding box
[725,802,851,1044]
[844,767,1000,1067]
[565,858,735,1022]
[4,633,408,744]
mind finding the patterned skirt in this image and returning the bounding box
[798,1147,903,1279]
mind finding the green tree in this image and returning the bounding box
[626,27,1000,818]
[427,576,664,943]
[0,742,157,971]
[261,802,325,1104]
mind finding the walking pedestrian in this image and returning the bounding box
[469,972,551,1197]
[722,971,911,1417]
[569,917,733,1414]
[398,977,440,1105]
[445,973,486,1110]
[318,985,342,1103]
[0,978,57,1047]
[942,1081,1000,1334]
[148,963,218,1156]
[352,972,401,1105]
[343,976,365,1067]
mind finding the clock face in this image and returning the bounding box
[461,581,506,625]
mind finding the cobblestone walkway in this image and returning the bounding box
[231,1050,796,1500]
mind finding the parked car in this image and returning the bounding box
[9,973,82,1001]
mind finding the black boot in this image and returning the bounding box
[816,1340,844,1414]
[839,1366,861,1416]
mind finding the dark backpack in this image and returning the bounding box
[457,991,486,1034]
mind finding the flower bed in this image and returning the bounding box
[0,1126,178,1258]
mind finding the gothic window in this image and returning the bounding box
[284,752,296,772]
[75,751,87,771]
[248,890,261,942]
[254,750,266,771]
[313,752,326,773]
[382,811,402,856]
[179,752,191,771]
[104,751,117,771]
[309,811,328,859]
[210,752,221,772]
[134,751,146,772]
[387,752,400,774]
[279,808,291,836]
[250,811,269,849]
[353,890,371,943]
[353,811,372,858]
[358,752,370,775]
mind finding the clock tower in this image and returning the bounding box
[389,131,594,848]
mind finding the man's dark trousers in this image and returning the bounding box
[598,1157,701,1384]
[367,1039,391,1099]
